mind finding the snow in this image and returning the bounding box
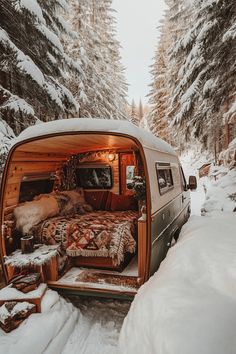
[38,24,64,52]
[119,212,236,354]
[1,93,35,117]
[14,118,176,156]
[223,23,236,42]
[0,28,76,110]
[0,288,129,354]
[180,150,211,216]
[0,289,78,354]
[0,119,15,158]
[62,297,130,354]
[0,283,47,301]
[202,167,236,214]
[4,245,59,268]
[15,0,46,24]
[0,301,35,324]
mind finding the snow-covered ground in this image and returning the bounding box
[0,289,130,354]
[62,297,130,354]
[119,212,236,354]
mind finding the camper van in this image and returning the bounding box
[0,119,196,299]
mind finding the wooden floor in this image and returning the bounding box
[48,257,138,296]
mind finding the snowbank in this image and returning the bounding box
[119,213,236,354]
[0,289,78,354]
[202,167,236,214]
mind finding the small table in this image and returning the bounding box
[4,245,59,282]
[0,283,47,312]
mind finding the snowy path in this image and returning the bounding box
[189,179,206,216]
[62,297,131,354]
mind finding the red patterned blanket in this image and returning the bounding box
[32,211,138,266]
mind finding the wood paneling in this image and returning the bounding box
[17,134,137,155]
[138,219,147,285]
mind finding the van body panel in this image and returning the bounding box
[150,199,190,275]
[143,148,182,214]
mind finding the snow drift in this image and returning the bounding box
[119,213,236,354]
[0,289,78,354]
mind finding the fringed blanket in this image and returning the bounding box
[31,211,138,266]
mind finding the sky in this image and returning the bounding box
[112,0,167,105]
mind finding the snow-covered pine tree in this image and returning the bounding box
[0,117,15,179]
[0,0,79,135]
[148,22,170,141]
[138,99,144,122]
[129,99,139,126]
[170,0,236,153]
[148,0,192,145]
[67,0,127,120]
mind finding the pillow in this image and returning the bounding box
[60,188,85,205]
[110,193,138,211]
[57,189,93,215]
[84,191,109,210]
[14,195,59,235]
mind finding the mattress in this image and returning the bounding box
[31,211,138,266]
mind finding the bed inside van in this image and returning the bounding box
[1,131,148,297]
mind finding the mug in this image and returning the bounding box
[21,235,34,254]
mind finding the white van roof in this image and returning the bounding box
[14,118,176,155]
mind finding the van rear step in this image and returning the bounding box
[47,267,138,298]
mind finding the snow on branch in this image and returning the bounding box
[14,0,46,25]
[0,86,35,117]
[0,118,15,156]
[223,23,236,42]
[0,27,78,111]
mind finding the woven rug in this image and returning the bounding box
[75,270,139,289]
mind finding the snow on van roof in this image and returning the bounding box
[14,118,176,155]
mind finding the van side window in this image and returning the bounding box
[156,163,174,195]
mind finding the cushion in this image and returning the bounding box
[110,193,138,211]
[56,189,93,215]
[14,195,59,235]
[84,191,109,210]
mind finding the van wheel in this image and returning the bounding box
[173,229,180,243]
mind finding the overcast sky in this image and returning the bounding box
[112,0,167,105]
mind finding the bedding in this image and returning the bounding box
[31,211,138,266]
[14,189,93,235]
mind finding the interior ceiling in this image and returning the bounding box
[15,134,138,155]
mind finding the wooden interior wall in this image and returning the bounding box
[3,151,68,213]
[3,150,120,214]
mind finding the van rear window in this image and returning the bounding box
[156,163,174,195]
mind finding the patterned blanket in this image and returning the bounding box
[32,211,138,266]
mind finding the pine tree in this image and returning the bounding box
[67,0,127,120]
[169,0,236,153]
[129,99,139,126]
[138,99,144,122]
[0,117,15,179]
[148,24,170,141]
[0,0,79,134]
[148,0,192,144]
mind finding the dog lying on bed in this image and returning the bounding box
[14,189,93,235]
